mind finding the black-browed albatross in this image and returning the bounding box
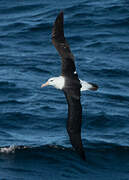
[41,12,98,160]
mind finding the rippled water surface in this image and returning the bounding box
[0,0,129,179]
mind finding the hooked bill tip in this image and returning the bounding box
[41,81,49,88]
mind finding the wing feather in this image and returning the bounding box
[64,90,85,160]
[52,12,85,160]
[52,12,76,76]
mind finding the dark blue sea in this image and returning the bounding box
[0,0,129,179]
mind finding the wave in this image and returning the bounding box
[1,141,129,155]
[0,3,46,15]
[27,22,51,33]
[101,4,129,14]
[0,81,16,87]
[0,100,25,105]
[1,143,129,180]
[1,112,39,121]
[0,86,30,97]
[86,67,129,78]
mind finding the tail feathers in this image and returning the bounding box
[88,82,98,91]
[80,80,98,91]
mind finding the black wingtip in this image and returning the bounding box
[89,83,99,91]
[59,11,64,17]
[52,11,64,41]
[55,11,64,24]
[82,152,86,161]
[77,149,86,161]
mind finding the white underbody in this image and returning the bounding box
[48,76,93,91]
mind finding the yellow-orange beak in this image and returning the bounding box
[41,81,49,88]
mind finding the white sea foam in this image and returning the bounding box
[0,145,27,154]
[0,145,16,154]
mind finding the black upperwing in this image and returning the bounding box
[52,11,76,76]
[52,12,85,160]
[64,88,85,160]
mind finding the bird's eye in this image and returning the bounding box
[50,80,53,82]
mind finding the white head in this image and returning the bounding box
[41,76,65,90]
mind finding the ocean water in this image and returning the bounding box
[0,0,129,179]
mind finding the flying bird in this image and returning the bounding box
[41,12,98,160]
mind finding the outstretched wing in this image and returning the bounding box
[52,11,76,77]
[52,12,85,160]
[64,89,85,160]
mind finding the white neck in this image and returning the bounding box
[51,76,65,90]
